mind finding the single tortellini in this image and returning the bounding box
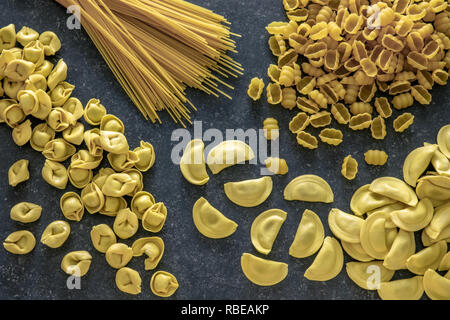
[142,202,167,233]
[41,159,68,189]
[92,167,115,189]
[47,59,67,90]
[150,271,179,298]
[61,251,92,277]
[192,197,237,239]
[23,40,44,66]
[47,107,73,132]
[62,122,84,145]
[42,138,76,162]
[102,173,137,197]
[40,220,71,248]
[8,159,29,187]
[17,89,39,115]
[131,191,155,220]
[100,114,124,133]
[113,208,139,239]
[224,177,273,207]
[304,236,344,281]
[71,149,103,170]
[30,123,55,151]
[10,202,42,223]
[123,169,143,196]
[107,151,139,172]
[84,98,106,125]
[31,89,52,120]
[4,59,35,82]
[3,103,25,128]
[49,82,74,107]
[67,164,93,189]
[3,230,35,255]
[81,182,105,214]
[39,31,61,56]
[105,243,133,269]
[115,267,141,295]
[240,253,288,286]
[90,224,117,253]
[132,237,164,270]
[289,209,324,258]
[99,196,127,217]
[251,209,287,255]
[133,140,155,172]
[12,119,32,146]
[62,97,84,124]
[99,130,129,154]
[33,59,53,77]
[16,26,38,47]
[0,99,17,123]
[60,192,85,222]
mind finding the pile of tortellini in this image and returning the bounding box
[248,0,450,150]
[1,24,178,298]
[180,124,450,300]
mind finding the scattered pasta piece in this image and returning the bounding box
[247,77,265,101]
[224,177,273,208]
[341,155,358,180]
[284,174,333,203]
[364,150,388,166]
[265,157,288,175]
[240,253,288,286]
[263,117,280,140]
[251,209,287,255]
[393,112,415,132]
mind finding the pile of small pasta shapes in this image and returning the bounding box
[263,0,450,149]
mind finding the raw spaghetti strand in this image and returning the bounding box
[55,0,241,126]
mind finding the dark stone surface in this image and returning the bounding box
[0,0,449,300]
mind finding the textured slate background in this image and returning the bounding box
[0,0,449,300]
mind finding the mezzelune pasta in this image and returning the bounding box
[265,0,450,149]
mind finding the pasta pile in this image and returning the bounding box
[55,0,242,126]
[263,0,450,149]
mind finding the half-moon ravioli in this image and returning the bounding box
[350,184,397,216]
[403,144,438,187]
[250,209,287,255]
[192,197,237,239]
[206,140,255,174]
[284,174,333,203]
[240,253,288,286]
[383,229,416,271]
[180,139,209,186]
[304,236,343,281]
[377,276,424,300]
[360,211,392,260]
[328,208,364,243]
[369,176,418,206]
[406,240,447,275]
[224,177,272,207]
[390,198,434,232]
[346,261,395,290]
[423,269,450,300]
[289,209,324,258]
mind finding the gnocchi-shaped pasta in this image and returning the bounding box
[3,230,35,255]
[393,112,414,133]
[296,97,320,114]
[265,157,288,175]
[267,64,281,83]
[374,97,392,118]
[81,182,105,214]
[251,209,287,255]
[192,197,237,239]
[341,155,358,180]
[328,208,363,243]
[39,31,61,55]
[247,77,265,101]
[60,192,84,222]
[296,76,316,95]
[289,209,324,258]
[206,140,255,174]
[423,269,450,300]
[240,253,288,286]
[406,240,447,275]
[41,159,68,189]
[310,21,329,39]
[304,236,343,281]
[281,87,297,110]
[319,128,343,146]
[403,144,438,187]
[346,261,395,290]
[8,159,29,187]
[309,111,331,128]
[331,103,351,124]
[364,150,388,166]
[132,237,164,270]
[284,174,333,203]
[90,224,117,253]
[349,113,372,130]
[180,139,209,186]
[42,138,76,162]
[40,220,70,248]
[133,140,155,172]
[105,243,133,269]
[392,93,414,110]
[383,229,416,271]
[150,271,179,297]
[115,267,141,295]
[296,131,318,149]
[350,184,397,216]
[371,116,387,140]
[113,208,139,240]
[268,35,286,57]
[224,177,273,208]
[377,276,424,300]
[10,202,42,223]
[142,202,167,232]
[61,251,92,277]
[63,122,85,146]
[278,48,298,67]
[263,117,279,140]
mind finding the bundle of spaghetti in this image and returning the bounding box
[55,0,242,126]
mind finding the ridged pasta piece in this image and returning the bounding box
[431,69,448,85]
[411,85,432,105]
[268,35,286,57]
[267,64,281,83]
[434,12,450,33]
[263,118,279,140]
[344,13,364,34]
[289,33,309,54]
[267,83,283,104]
[296,76,316,94]
[344,84,359,104]
[278,49,298,67]
[289,112,309,133]
[364,150,388,166]
[407,51,429,70]
[283,0,299,11]
[309,111,332,128]
[296,96,320,114]
[331,103,351,124]
[341,155,358,180]
[329,80,346,99]
[279,65,295,86]
[247,78,265,101]
[308,89,327,108]
[374,97,392,118]
[382,34,404,52]
[319,128,343,146]
[319,83,339,104]
[395,71,416,82]
[324,50,340,70]
[393,112,415,132]
[296,131,318,149]
[310,22,329,40]
[287,8,309,22]
[317,73,337,86]
[316,6,333,23]
[416,70,434,89]
[305,42,327,59]
[349,113,372,130]
[388,80,411,95]
[301,62,324,77]
[371,116,387,140]
[392,92,414,110]
[350,102,373,115]
[281,87,297,109]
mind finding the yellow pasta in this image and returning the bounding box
[371,116,387,140]
[267,64,281,83]
[279,65,295,86]
[392,93,414,110]
[393,112,415,132]
[364,150,388,166]
[341,155,358,180]
[296,131,318,149]
[281,87,297,109]
[331,103,351,124]
[374,97,392,118]
[319,128,343,146]
[350,102,372,115]
[267,83,283,104]
[289,112,310,133]
[411,85,432,105]
[247,78,265,101]
[268,35,287,57]
[308,89,327,108]
[349,113,372,130]
[296,76,316,94]
[309,111,331,128]
[263,118,280,140]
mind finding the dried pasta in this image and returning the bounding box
[247,78,265,101]
[393,113,415,132]
[296,131,318,149]
[341,155,358,180]
[364,150,388,166]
